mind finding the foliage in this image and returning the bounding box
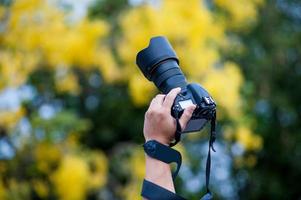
[224,0,301,198]
[0,0,299,199]
[0,0,111,199]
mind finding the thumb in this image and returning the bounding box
[179,105,196,130]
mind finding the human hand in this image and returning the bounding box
[143,87,196,145]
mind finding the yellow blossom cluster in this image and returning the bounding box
[35,142,62,173]
[32,179,49,199]
[32,140,108,200]
[215,0,265,30]
[236,126,263,151]
[202,62,243,119]
[0,141,108,200]
[51,151,108,200]
[55,68,81,95]
[0,0,120,87]
[0,107,25,131]
[0,51,38,89]
[224,124,263,153]
[51,155,90,200]
[0,0,119,131]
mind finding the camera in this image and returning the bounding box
[136,36,216,133]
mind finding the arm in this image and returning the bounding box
[143,88,196,198]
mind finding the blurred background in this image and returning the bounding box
[0,0,300,199]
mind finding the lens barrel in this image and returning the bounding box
[136,36,187,94]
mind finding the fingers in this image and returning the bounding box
[179,105,196,130]
[163,87,181,108]
[149,94,165,108]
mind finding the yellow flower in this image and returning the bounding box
[51,151,108,200]
[122,180,142,200]
[32,180,49,198]
[215,0,264,30]
[51,155,90,200]
[87,151,108,190]
[129,75,156,106]
[0,107,25,131]
[236,126,263,151]
[96,47,121,83]
[0,51,38,89]
[1,0,118,92]
[35,143,61,173]
[202,62,243,119]
[55,69,80,95]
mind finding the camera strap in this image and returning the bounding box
[169,117,182,147]
[202,111,216,200]
[170,111,216,197]
[142,179,186,200]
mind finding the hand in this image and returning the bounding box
[143,87,196,145]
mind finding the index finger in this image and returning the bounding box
[149,94,166,108]
[163,87,181,108]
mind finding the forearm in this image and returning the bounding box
[142,88,195,199]
[143,154,175,200]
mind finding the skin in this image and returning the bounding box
[143,87,196,198]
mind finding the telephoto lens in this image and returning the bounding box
[136,36,187,94]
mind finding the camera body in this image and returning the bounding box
[136,36,216,133]
[172,83,215,132]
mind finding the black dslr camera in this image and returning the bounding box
[136,36,216,133]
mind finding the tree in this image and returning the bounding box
[0,0,270,199]
[225,0,301,198]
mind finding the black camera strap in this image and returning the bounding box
[202,111,216,200]
[169,111,216,197]
[169,117,182,147]
[142,179,186,200]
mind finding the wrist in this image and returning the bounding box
[144,136,170,146]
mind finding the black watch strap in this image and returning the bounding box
[143,140,182,179]
[141,179,186,200]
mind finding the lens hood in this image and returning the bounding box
[136,36,179,80]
